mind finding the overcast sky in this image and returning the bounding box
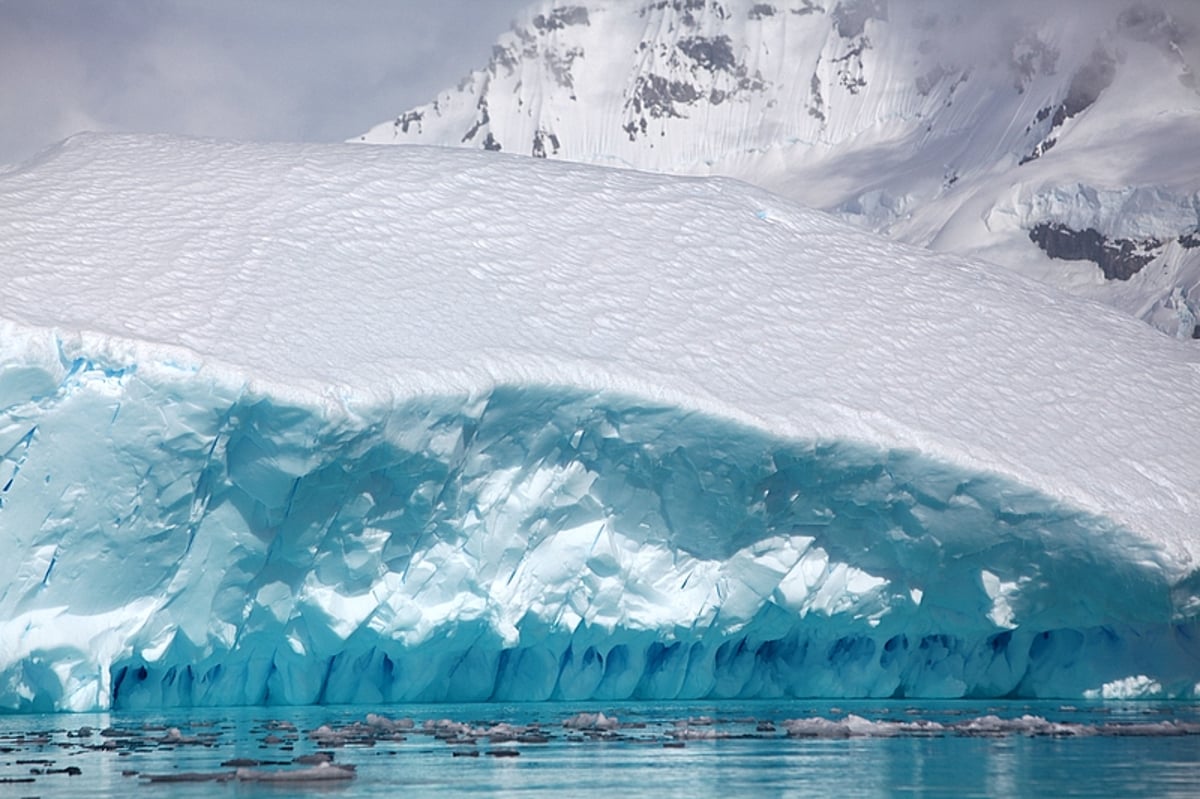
[0,0,530,164]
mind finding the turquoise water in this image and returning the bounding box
[2,701,1199,797]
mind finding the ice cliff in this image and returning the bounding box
[357,0,1200,338]
[1,134,1199,712]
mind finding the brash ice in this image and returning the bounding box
[0,134,1198,711]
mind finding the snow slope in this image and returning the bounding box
[357,0,1200,338]
[0,133,1198,712]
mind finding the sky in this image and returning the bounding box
[0,0,530,164]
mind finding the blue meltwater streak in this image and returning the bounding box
[1,701,1199,797]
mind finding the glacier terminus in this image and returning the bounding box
[0,134,1198,713]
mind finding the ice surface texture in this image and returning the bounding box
[0,134,1198,711]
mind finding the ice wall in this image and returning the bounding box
[1,346,1197,712]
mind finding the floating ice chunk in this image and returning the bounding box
[236,763,356,782]
[562,711,620,731]
[1083,675,1166,700]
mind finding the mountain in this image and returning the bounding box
[1,134,1198,711]
[356,0,1200,339]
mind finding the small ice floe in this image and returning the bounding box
[29,766,82,776]
[1095,721,1200,737]
[781,713,1200,740]
[562,711,619,731]
[308,717,407,746]
[487,749,520,758]
[484,722,520,743]
[955,714,1085,737]
[669,716,733,740]
[141,771,235,783]
[158,727,203,745]
[783,715,945,738]
[365,713,415,732]
[669,726,729,741]
[235,762,357,782]
[293,752,335,765]
[424,718,477,743]
[675,716,716,726]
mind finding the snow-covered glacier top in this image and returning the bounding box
[0,134,1198,710]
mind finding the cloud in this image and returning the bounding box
[0,0,529,163]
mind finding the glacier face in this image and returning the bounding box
[1,134,1199,711]
[356,0,1200,338]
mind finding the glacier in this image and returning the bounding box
[1,133,1199,712]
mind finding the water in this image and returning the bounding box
[2,701,1199,798]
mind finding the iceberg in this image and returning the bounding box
[0,134,1198,712]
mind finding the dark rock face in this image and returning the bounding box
[677,35,738,73]
[831,0,887,39]
[631,74,703,120]
[532,131,561,158]
[1028,223,1161,281]
[393,110,423,134]
[1063,49,1117,118]
[833,40,870,94]
[640,0,710,26]
[461,97,491,144]
[619,24,769,140]
[829,0,884,96]
[533,6,590,31]
[1020,49,1115,165]
[808,72,827,121]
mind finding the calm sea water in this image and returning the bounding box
[2,700,1198,798]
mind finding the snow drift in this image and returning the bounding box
[0,133,1198,712]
